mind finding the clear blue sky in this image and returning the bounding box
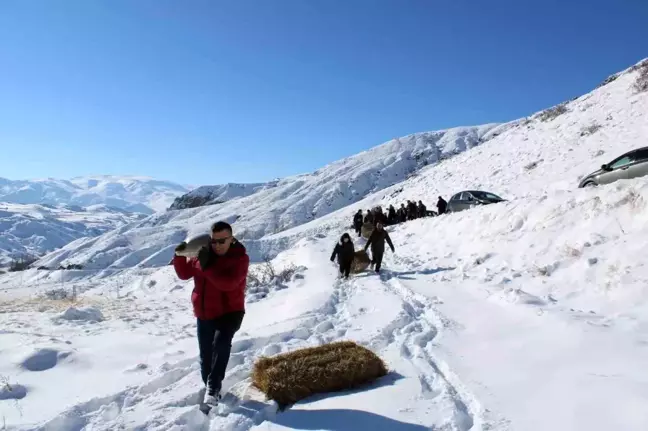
[1,0,647,186]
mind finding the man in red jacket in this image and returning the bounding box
[173,221,249,406]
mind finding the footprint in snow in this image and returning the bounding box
[315,321,334,333]
[125,363,149,373]
[20,348,73,372]
[262,344,281,356]
[0,383,28,400]
[292,327,311,340]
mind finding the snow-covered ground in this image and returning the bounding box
[0,175,190,215]
[1,58,648,430]
[0,203,147,267]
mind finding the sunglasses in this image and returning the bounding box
[211,236,232,245]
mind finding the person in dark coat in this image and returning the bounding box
[364,222,395,273]
[364,209,374,224]
[374,208,387,225]
[398,204,407,223]
[387,205,397,225]
[353,210,364,236]
[407,200,418,220]
[417,201,427,218]
[437,196,448,215]
[330,233,355,278]
[173,221,249,406]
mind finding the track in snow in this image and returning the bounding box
[25,268,484,431]
[370,271,479,431]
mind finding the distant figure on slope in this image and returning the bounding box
[437,196,447,215]
[373,207,387,225]
[173,221,249,407]
[387,205,397,225]
[398,204,408,223]
[417,200,427,218]
[364,222,395,273]
[353,210,364,237]
[407,200,418,220]
[364,209,374,224]
[330,232,355,279]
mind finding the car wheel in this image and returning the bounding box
[583,181,597,188]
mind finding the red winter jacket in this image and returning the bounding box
[173,241,249,320]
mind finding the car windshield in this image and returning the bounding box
[471,191,502,201]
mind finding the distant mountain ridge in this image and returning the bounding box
[169,182,272,210]
[0,175,190,214]
[0,202,147,265]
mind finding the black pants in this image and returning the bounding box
[354,224,362,236]
[371,250,384,272]
[197,310,245,393]
[339,260,352,278]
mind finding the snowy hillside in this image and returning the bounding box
[169,182,270,210]
[32,59,648,272]
[0,175,190,214]
[34,125,505,270]
[168,124,509,212]
[0,203,147,266]
[1,59,648,431]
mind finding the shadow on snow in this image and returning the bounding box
[269,408,432,431]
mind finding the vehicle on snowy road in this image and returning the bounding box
[579,147,648,188]
[446,190,506,213]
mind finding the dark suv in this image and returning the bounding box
[579,147,648,188]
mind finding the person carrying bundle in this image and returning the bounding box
[364,222,395,273]
[330,232,355,279]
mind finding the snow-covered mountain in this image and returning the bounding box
[169,182,270,210]
[0,175,190,214]
[2,58,648,431]
[167,124,512,212]
[33,59,648,272]
[32,58,648,273]
[34,124,509,269]
[0,203,147,266]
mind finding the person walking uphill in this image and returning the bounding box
[388,205,397,225]
[364,222,395,273]
[364,209,374,224]
[353,210,364,237]
[173,221,249,407]
[437,196,448,215]
[330,233,355,278]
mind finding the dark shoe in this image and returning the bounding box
[204,384,221,406]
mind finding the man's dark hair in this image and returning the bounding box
[211,221,232,234]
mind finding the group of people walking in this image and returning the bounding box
[172,197,450,408]
[352,196,448,237]
[330,222,395,277]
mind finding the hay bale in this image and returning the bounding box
[252,341,387,408]
[361,222,374,239]
[351,250,370,273]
